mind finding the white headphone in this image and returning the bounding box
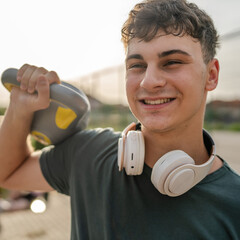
[118,122,216,197]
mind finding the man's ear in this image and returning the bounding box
[205,58,220,91]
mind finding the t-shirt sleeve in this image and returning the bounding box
[39,128,120,195]
[40,134,77,195]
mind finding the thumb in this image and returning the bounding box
[36,75,50,110]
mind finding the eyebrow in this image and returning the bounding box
[126,54,143,62]
[158,49,191,58]
[126,49,191,62]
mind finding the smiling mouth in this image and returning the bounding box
[142,98,175,105]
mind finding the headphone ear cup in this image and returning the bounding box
[124,131,145,175]
[151,150,195,196]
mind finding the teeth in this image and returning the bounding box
[144,98,172,105]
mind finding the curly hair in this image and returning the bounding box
[121,0,220,63]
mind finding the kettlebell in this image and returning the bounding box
[1,68,90,145]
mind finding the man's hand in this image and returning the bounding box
[10,64,61,114]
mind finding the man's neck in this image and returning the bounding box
[142,126,210,168]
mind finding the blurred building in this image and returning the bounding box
[206,100,240,123]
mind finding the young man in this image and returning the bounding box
[0,0,240,239]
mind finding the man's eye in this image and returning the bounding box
[164,60,183,66]
[128,64,146,69]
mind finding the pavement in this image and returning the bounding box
[0,192,71,240]
[0,130,239,240]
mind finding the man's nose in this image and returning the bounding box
[140,65,167,90]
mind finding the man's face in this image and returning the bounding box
[125,32,217,133]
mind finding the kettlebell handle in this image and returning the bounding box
[1,68,90,145]
[1,68,89,111]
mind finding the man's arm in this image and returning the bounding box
[0,64,60,191]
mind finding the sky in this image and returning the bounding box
[0,0,240,106]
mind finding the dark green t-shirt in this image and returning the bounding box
[40,128,240,240]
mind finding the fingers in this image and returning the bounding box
[17,64,60,94]
[45,71,61,85]
[28,67,48,93]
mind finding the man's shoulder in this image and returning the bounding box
[72,127,121,145]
